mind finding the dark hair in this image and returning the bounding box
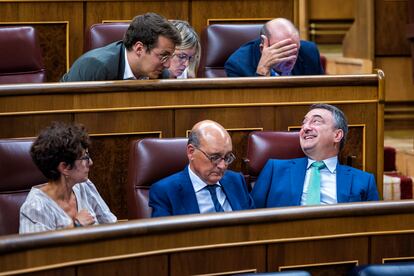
[187,130,201,148]
[309,103,348,150]
[30,122,91,181]
[123,12,181,51]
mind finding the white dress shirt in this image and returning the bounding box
[188,165,232,213]
[300,156,338,205]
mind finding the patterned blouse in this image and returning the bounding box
[19,179,116,234]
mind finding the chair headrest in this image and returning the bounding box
[0,26,44,74]
[246,131,305,176]
[0,139,46,192]
[85,23,129,52]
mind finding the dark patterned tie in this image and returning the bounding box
[205,184,224,212]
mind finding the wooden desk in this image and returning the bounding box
[0,73,385,218]
[1,201,413,275]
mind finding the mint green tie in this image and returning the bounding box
[306,161,326,205]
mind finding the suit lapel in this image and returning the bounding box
[220,174,241,211]
[336,164,352,203]
[118,43,126,80]
[179,168,200,214]
[290,157,308,205]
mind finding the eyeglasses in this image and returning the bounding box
[194,147,236,165]
[158,53,172,64]
[78,151,91,162]
[173,53,193,63]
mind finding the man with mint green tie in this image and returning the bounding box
[251,103,379,208]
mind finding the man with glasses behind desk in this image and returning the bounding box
[61,12,181,82]
[149,120,254,217]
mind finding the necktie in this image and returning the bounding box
[306,161,326,205]
[205,184,224,212]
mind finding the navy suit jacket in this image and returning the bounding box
[149,167,255,217]
[224,38,324,77]
[61,41,126,82]
[251,157,379,208]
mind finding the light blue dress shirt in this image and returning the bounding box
[188,166,232,213]
[300,156,338,205]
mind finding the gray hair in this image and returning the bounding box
[188,130,200,147]
[170,20,201,78]
[309,103,348,150]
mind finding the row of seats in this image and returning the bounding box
[0,22,326,84]
[0,131,302,235]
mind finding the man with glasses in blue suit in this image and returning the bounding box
[61,13,181,82]
[149,120,254,217]
[251,104,379,208]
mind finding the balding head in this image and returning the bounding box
[262,18,299,42]
[187,120,233,185]
[188,120,231,149]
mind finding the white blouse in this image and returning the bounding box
[19,179,116,234]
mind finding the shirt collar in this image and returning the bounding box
[188,165,221,192]
[123,49,137,80]
[306,156,338,173]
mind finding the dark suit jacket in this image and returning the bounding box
[149,167,255,217]
[251,157,379,208]
[224,38,324,77]
[61,41,126,82]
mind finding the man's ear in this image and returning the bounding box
[133,41,145,57]
[187,144,195,161]
[333,129,344,144]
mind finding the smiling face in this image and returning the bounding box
[168,47,196,78]
[299,108,343,161]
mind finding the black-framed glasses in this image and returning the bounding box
[194,147,236,165]
[173,53,193,63]
[77,151,91,162]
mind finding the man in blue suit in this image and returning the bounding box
[149,120,254,217]
[61,13,181,81]
[225,18,324,77]
[251,104,379,208]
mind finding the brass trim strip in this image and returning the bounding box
[0,21,70,72]
[279,260,358,271]
[194,268,257,276]
[0,100,380,117]
[102,20,130,23]
[2,229,414,276]
[185,127,263,137]
[206,18,272,25]
[89,131,162,138]
[383,256,414,263]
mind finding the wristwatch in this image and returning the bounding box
[73,218,83,227]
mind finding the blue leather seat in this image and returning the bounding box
[349,262,414,276]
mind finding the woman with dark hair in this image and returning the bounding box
[19,122,116,234]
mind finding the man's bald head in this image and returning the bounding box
[261,18,299,42]
[187,120,233,185]
[188,120,232,148]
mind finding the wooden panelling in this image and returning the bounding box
[1,202,414,275]
[375,0,411,56]
[85,1,188,32]
[77,255,168,276]
[376,57,414,102]
[0,114,73,139]
[191,0,295,35]
[268,237,368,273]
[170,246,266,275]
[308,0,354,20]
[370,233,414,263]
